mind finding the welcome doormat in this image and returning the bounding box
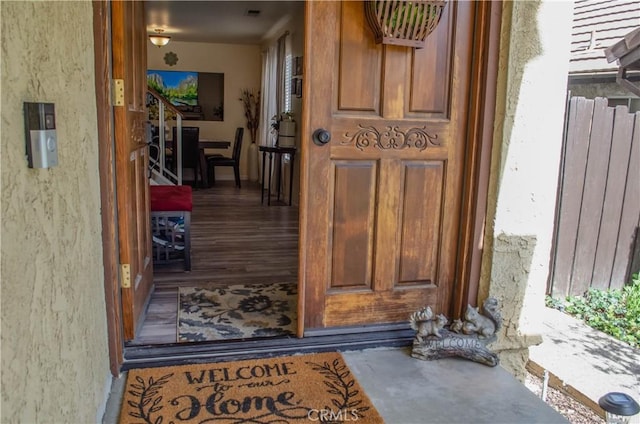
[119,352,384,423]
[178,283,297,342]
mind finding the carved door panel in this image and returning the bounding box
[301,1,476,329]
[112,0,153,340]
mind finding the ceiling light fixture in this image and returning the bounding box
[149,29,171,47]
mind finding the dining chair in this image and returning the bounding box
[172,126,203,188]
[207,127,243,188]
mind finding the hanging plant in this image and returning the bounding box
[239,89,260,144]
[365,1,447,48]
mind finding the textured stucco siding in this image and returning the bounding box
[1,2,109,422]
[568,81,639,100]
[480,1,573,379]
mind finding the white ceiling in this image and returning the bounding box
[145,1,303,45]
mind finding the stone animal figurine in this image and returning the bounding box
[461,298,502,338]
[410,306,448,340]
[450,319,464,333]
[411,298,502,367]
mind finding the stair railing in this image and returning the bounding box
[147,86,184,185]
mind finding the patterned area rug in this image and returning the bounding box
[178,282,297,342]
[119,352,383,423]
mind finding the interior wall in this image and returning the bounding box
[148,41,262,181]
[1,2,110,422]
[261,3,305,205]
[288,5,305,206]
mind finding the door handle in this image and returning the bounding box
[312,128,331,146]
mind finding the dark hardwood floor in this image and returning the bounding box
[130,181,299,345]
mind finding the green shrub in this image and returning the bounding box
[546,273,640,348]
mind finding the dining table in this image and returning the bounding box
[162,138,231,187]
[199,140,231,150]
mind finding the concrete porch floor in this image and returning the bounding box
[103,347,566,423]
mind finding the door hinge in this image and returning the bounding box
[112,79,125,106]
[120,263,131,288]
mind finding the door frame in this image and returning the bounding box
[94,0,124,376]
[450,0,503,316]
[95,1,502,376]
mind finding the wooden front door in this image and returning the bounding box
[301,1,479,329]
[112,1,153,340]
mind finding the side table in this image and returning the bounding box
[259,145,297,205]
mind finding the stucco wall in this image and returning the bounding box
[480,0,574,379]
[1,2,110,422]
[569,80,640,100]
[569,82,635,99]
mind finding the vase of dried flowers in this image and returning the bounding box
[240,89,260,182]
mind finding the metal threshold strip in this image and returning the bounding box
[122,323,414,371]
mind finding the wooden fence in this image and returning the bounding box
[548,96,640,297]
